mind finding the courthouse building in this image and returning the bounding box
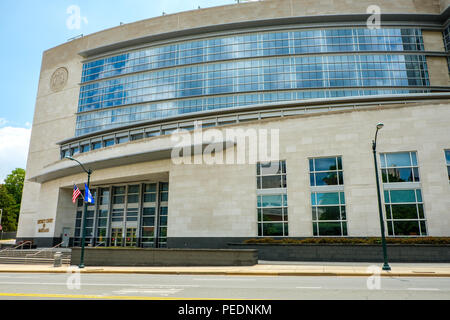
[17,0,450,248]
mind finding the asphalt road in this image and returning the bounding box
[0,273,449,300]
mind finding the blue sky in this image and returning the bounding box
[0,0,235,181]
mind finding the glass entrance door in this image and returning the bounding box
[111,228,123,247]
[125,228,137,247]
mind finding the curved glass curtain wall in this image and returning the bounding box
[77,28,428,136]
[76,88,428,135]
[82,28,424,83]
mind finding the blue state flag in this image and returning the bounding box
[84,184,95,204]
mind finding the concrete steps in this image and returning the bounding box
[0,249,71,265]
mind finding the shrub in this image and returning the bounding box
[243,237,450,245]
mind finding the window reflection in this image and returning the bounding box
[75,28,429,137]
[82,28,424,83]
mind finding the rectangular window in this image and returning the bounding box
[384,189,427,236]
[112,186,125,204]
[84,210,95,242]
[257,161,288,237]
[117,136,129,144]
[309,157,343,186]
[70,147,80,156]
[143,183,157,203]
[158,206,168,247]
[74,208,82,247]
[127,185,140,203]
[104,139,115,147]
[311,192,347,236]
[141,205,156,248]
[380,152,427,236]
[99,188,110,205]
[256,161,287,189]
[146,131,161,138]
[380,151,419,183]
[81,144,90,153]
[126,208,139,222]
[160,182,169,202]
[61,149,70,159]
[112,208,124,222]
[92,141,102,150]
[131,133,144,141]
[96,209,108,246]
[309,156,347,236]
[445,150,450,181]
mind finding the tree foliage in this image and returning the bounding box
[0,185,17,231]
[1,168,25,232]
[4,168,25,205]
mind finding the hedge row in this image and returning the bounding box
[243,237,450,245]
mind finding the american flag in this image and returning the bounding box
[72,185,82,204]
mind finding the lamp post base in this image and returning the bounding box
[78,264,85,269]
[382,263,391,271]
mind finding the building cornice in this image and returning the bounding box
[79,13,447,60]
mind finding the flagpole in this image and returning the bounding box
[65,156,92,269]
[79,170,91,269]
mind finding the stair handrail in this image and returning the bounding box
[0,241,32,255]
[25,242,65,257]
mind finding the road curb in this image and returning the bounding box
[0,268,450,277]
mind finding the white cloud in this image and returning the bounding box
[0,118,7,127]
[0,126,31,183]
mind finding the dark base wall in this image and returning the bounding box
[229,243,450,263]
[168,237,252,249]
[16,237,450,263]
[17,237,250,249]
[71,248,258,266]
[15,237,62,248]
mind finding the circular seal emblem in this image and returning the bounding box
[50,67,68,92]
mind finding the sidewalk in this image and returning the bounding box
[1,262,450,277]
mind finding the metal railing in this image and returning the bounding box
[0,241,72,265]
[0,241,32,254]
[25,242,65,259]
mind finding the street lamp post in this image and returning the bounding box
[66,156,92,269]
[372,123,391,271]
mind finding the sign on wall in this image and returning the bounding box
[37,219,54,233]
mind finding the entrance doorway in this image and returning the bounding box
[74,181,169,249]
[125,228,137,247]
[111,228,123,247]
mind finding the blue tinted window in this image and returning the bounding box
[315,192,340,205]
[259,195,283,207]
[388,190,416,203]
[314,158,338,171]
[81,145,90,153]
[71,147,79,155]
[385,152,413,167]
[77,28,428,136]
[117,136,129,144]
[104,139,115,147]
[384,190,390,203]
[415,189,422,202]
[309,156,343,186]
[92,142,101,150]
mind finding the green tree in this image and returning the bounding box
[0,185,17,231]
[4,168,25,205]
[1,168,25,232]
